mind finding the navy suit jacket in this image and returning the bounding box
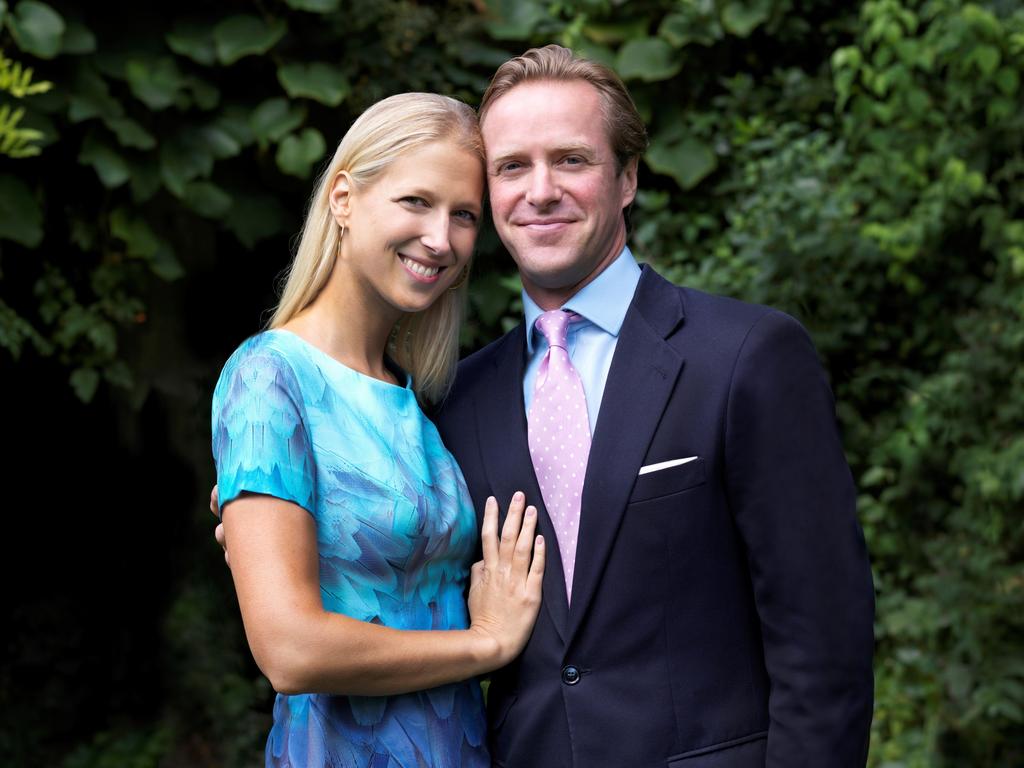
[435,265,874,768]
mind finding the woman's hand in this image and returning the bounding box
[467,492,546,667]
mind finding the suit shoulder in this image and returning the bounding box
[436,326,521,420]
[673,284,809,346]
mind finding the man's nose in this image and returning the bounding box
[525,164,561,207]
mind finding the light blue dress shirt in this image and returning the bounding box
[523,247,642,434]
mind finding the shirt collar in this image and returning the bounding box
[523,246,642,353]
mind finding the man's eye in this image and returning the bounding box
[563,155,585,165]
[499,161,523,173]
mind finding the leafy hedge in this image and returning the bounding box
[1,0,1021,766]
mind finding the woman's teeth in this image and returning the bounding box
[402,257,440,277]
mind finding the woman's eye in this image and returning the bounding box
[401,196,428,207]
[453,210,478,224]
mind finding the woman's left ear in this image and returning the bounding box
[329,171,354,226]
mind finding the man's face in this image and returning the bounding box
[481,80,638,309]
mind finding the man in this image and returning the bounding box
[433,45,874,766]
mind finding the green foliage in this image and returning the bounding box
[0,0,491,403]
[4,0,64,59]
[2,0,1021,765]
[0,48,50,157]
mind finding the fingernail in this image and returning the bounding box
[526,506,536,516]
[514,491,524,502]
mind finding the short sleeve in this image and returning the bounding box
[211,344,316,517]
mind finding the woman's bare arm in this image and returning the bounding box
[222,491,544,696]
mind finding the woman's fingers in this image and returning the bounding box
[498,492,526,572]
[479,492,544,590]
[527,535,545,595]
[480,496,500,566]
[512,506,538,573]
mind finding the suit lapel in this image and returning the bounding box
[476,324,570,640]
[566,267,686,643]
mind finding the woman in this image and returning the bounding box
[211,93,545,767]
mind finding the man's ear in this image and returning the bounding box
[328,171,354,226]
[620,156,639,208]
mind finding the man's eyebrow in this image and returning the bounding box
[487,144,597,168]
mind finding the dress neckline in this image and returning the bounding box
[267,328,413,392]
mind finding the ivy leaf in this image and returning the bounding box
[129,157,162,204]
[103,360,134,391]
[104,116,156,150]
[214,15,287,65]
[645,136,717,190]
[79,133,130,188]
[61,19,96,54]
[70,367,100,402]
[68,67,124,123]
[277,62,350,107]
[125,57,186,111]
[150,243,184,281]
[6,1,65,59]
[225,193,289,247]
[0,174,43,247]
[215,107,255,149]
[616,37,682,82]
[110,207,159,258]
[659,11,722,48]
[250,97,306,147]
[575,40,616,70]
[87,318,116,356]
[198,124,242,159]
[183,180,233,218]
[284,0,341,11]
[186,76,220,111]
[721,1,771,38]
[995,67,1019,96]
[166,22,217,66]
[969,44,1001,77]
[159,130,215,197]
[485,0,547,41]
[582,19,648,44]
[276,127,326,178]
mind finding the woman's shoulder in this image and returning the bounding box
[214,330,310,403]
[221,329,310,376]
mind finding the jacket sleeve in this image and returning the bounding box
[724,310,874,767]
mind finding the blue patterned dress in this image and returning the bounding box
[211,330,488,768]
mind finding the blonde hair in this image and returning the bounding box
[270,93,483,403]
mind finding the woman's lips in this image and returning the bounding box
[399,255,444,283]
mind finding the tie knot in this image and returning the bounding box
[535,310,573,350]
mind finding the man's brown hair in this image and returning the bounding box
[479,44,648,174]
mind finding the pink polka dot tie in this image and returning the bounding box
[528,310,591,602]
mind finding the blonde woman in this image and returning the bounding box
[211,93,544,767]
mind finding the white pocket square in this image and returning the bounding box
[638,456,698,475]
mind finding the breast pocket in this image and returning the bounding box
[630,457,707,503]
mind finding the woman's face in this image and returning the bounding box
[332,139,484,318]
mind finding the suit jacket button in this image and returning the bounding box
[561,665,581,685]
